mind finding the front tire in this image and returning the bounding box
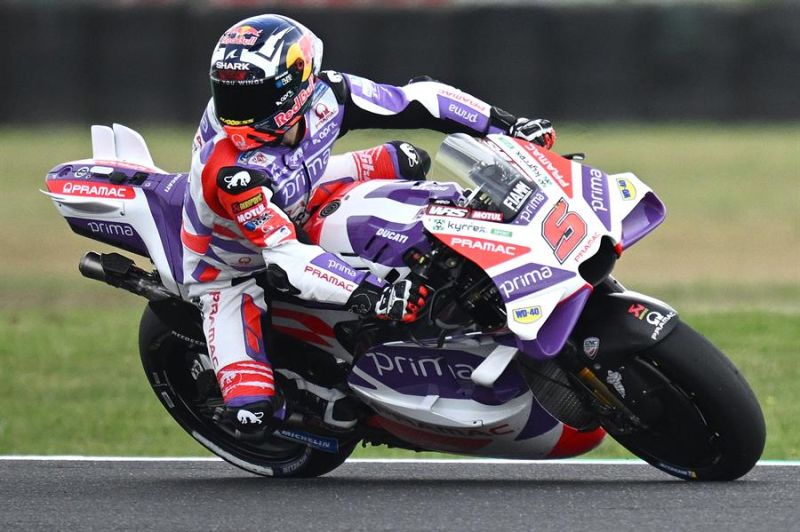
[139,304,356,477]
[604,321,765,480]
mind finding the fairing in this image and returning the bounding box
[43,124,187,296]
[421,134,666,361]
[47,125,670,460]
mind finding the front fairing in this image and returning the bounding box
[424,134,666,360]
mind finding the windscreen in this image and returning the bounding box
[434,133,537,221]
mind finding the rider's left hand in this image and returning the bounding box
[509,118,556,149]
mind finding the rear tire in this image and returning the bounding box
[605,321,765,480]
[139,305,356,478]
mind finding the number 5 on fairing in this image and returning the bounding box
[542,198,588,263]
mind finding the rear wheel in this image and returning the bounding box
[601,321,765,480]
[139,305,357,477]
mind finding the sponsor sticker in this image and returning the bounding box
[627,303,677,340]
[443,235,530,269]
[239,151,274,168]
[436,88,490,113]
[520,142,573,197]
[451,236,517,255]
[490,228,512,237]
[236,203,267,224]
[583,337,600,359]
[274,84,315,127]
[470,210,504,222]
[513,190,548,225]
[49,179,135,199]
[493,263,575,301]
[224,171,251,190]
[303,265,357,291]
[376,228,408,244]
[511,306,542,324]
[278,429,339,454]
[445,219,487,234]
[233,193,264,213]
[583,167,611,230]
[426,204,469,218]
[220,25,262,46]
[616,177,637,201]
[502,180,533,212]
[606,370,626,398]
[399,143,419,167]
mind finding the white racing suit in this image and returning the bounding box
[182,70,522,417]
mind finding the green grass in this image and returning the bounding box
[0,307,795,458]
[0,123,798,458]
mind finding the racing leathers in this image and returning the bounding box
[182,70,551,428]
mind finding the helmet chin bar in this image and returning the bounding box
[223,125,279,151]
[222,117,306,151]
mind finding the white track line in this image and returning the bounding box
[0,456,798,466]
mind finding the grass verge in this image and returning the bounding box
[0,304,796,459]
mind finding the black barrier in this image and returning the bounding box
[1,3,798,124]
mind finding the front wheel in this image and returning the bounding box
[602,321,765,480]
[139,304,357,477]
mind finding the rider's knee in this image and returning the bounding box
[387,141,431,181]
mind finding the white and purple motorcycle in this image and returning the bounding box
[44,124,764,480]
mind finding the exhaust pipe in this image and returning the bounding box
[78,251,107,282]
[78,251,174,301]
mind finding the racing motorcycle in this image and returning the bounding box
[43,124,765,480]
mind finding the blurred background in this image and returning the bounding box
[1,0,798,123]
[0,0,797,458]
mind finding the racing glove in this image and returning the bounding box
[508,118,557,149]
[346,277,430,322]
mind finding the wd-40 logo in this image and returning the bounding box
[511,306,542,324]
[616,177,637,201]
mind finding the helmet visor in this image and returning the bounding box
[211,79,284,128]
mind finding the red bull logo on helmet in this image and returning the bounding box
[274,82,315,127]
[286,33,315,82]
[220,25,262,46]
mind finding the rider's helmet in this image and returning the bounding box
[210,15,323,151]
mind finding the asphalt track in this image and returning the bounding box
[1,458,797,532]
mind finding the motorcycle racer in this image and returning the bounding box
[183,14,557,434]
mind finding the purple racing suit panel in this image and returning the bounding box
[331,71,495,136]
[192,99,224,154]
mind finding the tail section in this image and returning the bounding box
[43,124,187,297]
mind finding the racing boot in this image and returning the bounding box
[277,369,360,430]
[214,361,283,441]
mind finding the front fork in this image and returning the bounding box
[556,276,680,431]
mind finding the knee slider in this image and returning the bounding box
[387,141,431,181]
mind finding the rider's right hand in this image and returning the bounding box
[347,278,430,322]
